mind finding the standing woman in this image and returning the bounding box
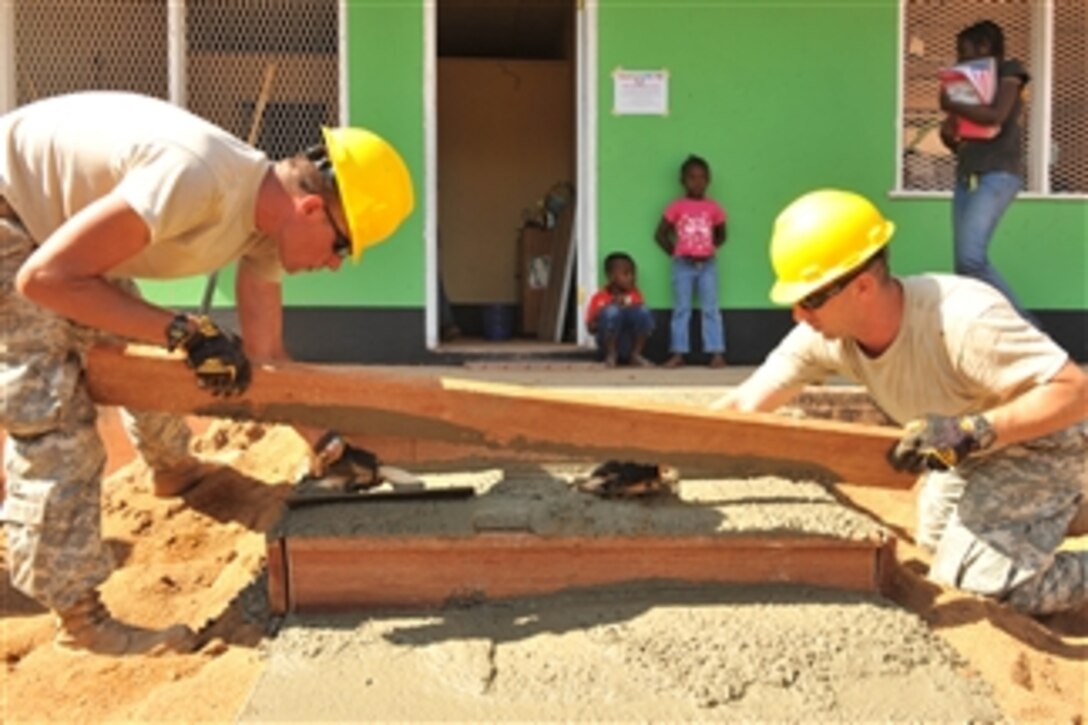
[939,20,1037,324]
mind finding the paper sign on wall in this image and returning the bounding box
[612,69,669,116]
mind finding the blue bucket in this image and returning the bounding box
[482,304,513,341]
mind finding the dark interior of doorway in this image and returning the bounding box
[437,0,579,355]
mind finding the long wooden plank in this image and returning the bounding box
[84,345,913,488]
[278,534,892,611]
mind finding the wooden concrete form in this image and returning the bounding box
[84,345,914,489]
[267,532,897,614]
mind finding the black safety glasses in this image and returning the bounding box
[797,260,871,311]
[322,203,352,259]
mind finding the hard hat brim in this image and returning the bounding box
[770,280,820,306]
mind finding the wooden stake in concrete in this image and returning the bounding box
[84,345,915,489]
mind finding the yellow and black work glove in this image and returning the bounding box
[302,431,425,493]
[165,314,251,397]
[309,431,383,491]
[887,413,996,473]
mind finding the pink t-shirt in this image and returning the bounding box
[663,197,727,258]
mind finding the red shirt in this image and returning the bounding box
[586,285,645,326]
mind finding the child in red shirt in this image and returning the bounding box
[654,154,728,368]
[586,252,655,367]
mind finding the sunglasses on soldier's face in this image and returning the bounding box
[797,262,869,311]
[322,203,352,259]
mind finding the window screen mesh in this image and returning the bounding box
[901,0,1032,192]
[13,0,340,161]
[1051,0,1087,193]
[186,0,339,159]
[14,0,169,101]
[900,0,1085,195]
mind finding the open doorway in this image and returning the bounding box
[434,0,578,353]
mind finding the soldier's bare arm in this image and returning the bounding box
[983,361,1088,449]
[14,192,174,345]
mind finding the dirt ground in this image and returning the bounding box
[2,402,1086,722]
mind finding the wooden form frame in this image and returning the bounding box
[267,533,897,614]
[82,346,906,612]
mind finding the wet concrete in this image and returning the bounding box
[279,467,885,542]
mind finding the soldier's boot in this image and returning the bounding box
[55,590,196,656]
[151,458,217,498]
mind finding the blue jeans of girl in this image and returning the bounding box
[670,257,725,354]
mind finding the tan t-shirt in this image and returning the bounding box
[0,91,284,281]
[743,275,1068,424]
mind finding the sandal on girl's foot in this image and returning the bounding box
[708,354,727,369]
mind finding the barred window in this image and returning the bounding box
[13,0,169,101]
[9,0,340,162]
[898,0,1087,196]
[186,0,340,159]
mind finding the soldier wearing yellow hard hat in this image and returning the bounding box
[0,91,416,655]
[717,188,1087,618]
[767,189,894,308]
[319,126,415,260]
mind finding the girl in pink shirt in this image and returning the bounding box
[654,154,728,368]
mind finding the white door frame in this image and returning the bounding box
[573,0,598,348]
[422,0,597,350]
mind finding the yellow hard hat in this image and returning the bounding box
[769,189,895,305]
[321,126,414,260]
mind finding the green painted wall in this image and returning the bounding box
[597,0,1086,309]
[147,0,1085,315]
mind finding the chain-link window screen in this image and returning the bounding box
[13,0,339,162]
[900,0,1085,195]
[14,0,169,103]
[186,0,340,160]
[1051,0,1087,193]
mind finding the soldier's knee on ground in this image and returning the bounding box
[1004,551,1088,616]
[916,470,965,552]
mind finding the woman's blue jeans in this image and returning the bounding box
[670,257,725,354]
[952,171,1032,320]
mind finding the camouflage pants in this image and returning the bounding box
[917,425,1087,614]
[0,220,191,611]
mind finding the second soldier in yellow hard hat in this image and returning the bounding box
[716,188,1087,618]
[0,91,413,655]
